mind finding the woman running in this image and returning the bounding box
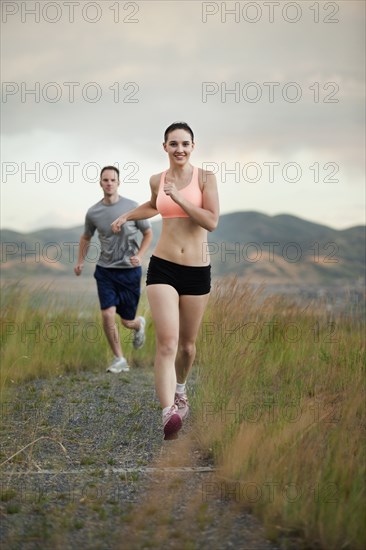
[111,122,220,439]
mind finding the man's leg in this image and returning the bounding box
[94,266,129,372]
[120,316,146,350]
[121,318,142,331]
[101,306,123,357]
[102,307,130,373]
[117,267,145,349]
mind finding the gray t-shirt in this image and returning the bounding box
[84,196,151,269]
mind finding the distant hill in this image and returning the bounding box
[1,212,365,288]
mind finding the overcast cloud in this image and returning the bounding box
[1,0,365,231]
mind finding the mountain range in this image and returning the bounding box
[1,211,365,289]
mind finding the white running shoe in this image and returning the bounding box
[106,356,129,373]
[133,316,146,349]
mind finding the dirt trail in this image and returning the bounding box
[0,367,281,549]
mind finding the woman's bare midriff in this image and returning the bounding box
[153,218,210,266]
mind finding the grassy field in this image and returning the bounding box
[1,278,365,549]
[0,279,155,400]
[193,277,365,549]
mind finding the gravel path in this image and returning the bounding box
[0,366,282,549]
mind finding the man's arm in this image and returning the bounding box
[130,228,153,267]
[74,234,92,276]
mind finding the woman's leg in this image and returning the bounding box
[146,284,180,408]
[175,294,210,384]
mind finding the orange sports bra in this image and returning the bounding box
[156,166,203,219]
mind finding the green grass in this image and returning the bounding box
[0,280,155,399]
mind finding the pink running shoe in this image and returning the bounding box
[174,393,189,421]
[163,404,182,440]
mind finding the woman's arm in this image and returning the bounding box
[137,228,153,257]
[130,227,153,266]
[164,170,219,232]
[111,177,159,233]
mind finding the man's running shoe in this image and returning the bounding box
[133,316,146,349]
[106,356,129,373]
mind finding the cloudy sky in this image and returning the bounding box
[1,0,365,232]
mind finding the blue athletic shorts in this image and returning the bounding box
[94,265,142,320]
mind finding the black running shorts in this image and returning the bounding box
[146,255,211,296]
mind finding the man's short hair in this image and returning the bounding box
[100,166,120,180]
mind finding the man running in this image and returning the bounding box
[74,165,153,373]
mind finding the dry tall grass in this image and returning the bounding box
[193,277,365,549]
